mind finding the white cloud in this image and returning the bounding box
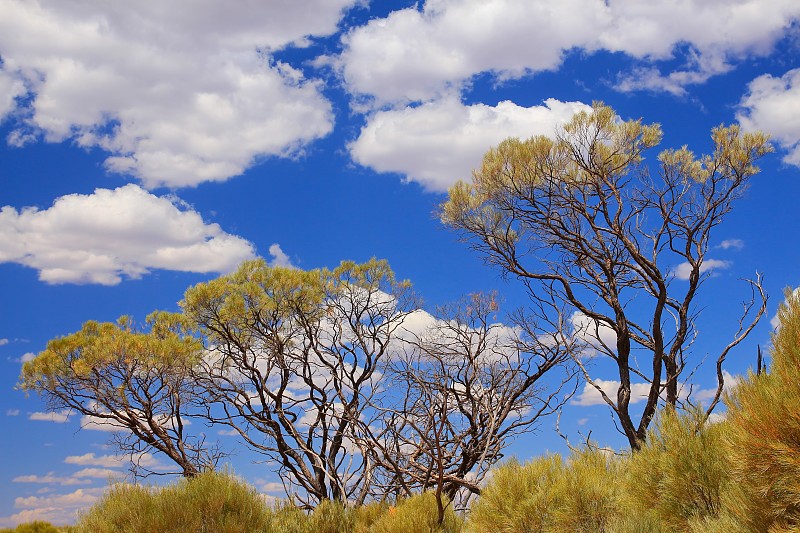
[17,352,35,363]
[80,415,127,432]
[0,69,25,120]
[738,68,800,166]
[0,338,8,346]
[13,473,85,486]
[6,408,19,416]
[691,370,740,403]
[0,184,255,285]
[673,258,731,281]
[770,287,800,329]
[349,97,591,191]
[0,487,106,528]
[572,379,653,407]
[0,0,357,188]
[718,239,745,250]
[268,243,294,268]
[65,452,159,469]
[570,311,617,356]
[72,468,124,480]
[29,410,71,423]
[339,0,800,104]
[64,453,124,468]
[340,0,607,104]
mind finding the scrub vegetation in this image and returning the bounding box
[15,106,794,531]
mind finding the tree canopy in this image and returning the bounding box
[442,102,770,449]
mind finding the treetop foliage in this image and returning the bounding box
[21,313,201,388]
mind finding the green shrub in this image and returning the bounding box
[353,501,391,533]
[370,492,460,533]
[466,455,562,532]
[467,448,622,533]
[621,407,729,531]
[719,288,800,531]
[549,447,623,533]
[307,499,354,533]
[0,523,63,533]
[262,501,311,533]
[74,471,273,533]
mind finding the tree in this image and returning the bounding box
[20,312,221,477]
[368,293,575,519]
[441,103,770,450]
[181,258,416,507]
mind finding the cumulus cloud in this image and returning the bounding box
[0,487,106,528]
[0,338,8,346]
[63,453,124,468]
[340,0,800,104]
[16,352,35,364]
[738,68,800,166]
[572,379,653,406]
[570,311,617,356]
[673,258,731,281]
[0,184,256,285]
[0,69,25,120]
[691,370,741,403]
[29,410,71,423]
[72,468,124,480]
[340,0,607,104]
[0,0,356,187]
[79,415,128,433]
[349,98,591,191]
[268,243,295,268]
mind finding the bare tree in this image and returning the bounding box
[182,258,416,507]
[442,103,770,450]
[20,312,222,477]
[367,293,576,518]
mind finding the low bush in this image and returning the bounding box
[0,523,66,533]
[370,492,461,533]
[718,289,800,531]
[622,407,729,531]
[74,471,273,533]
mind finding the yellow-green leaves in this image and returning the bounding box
[441,102,666,234]
[20,315,201,392]
[659,125,773,184]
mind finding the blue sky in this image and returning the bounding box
[1,0,800,525]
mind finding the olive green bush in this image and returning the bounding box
[370,492,461,533]
[718,289,800,531]
[74,471,273,533]
[622,407,729,531]
[466,448,623,533]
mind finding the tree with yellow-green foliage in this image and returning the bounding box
[182,258,418,507]
[20,312,221,477]
[441,102,770,450]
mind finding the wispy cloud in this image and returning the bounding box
[718,239,744,250]
[13,473,86,486]
[28,410,71,423]
[673,258,731,281]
